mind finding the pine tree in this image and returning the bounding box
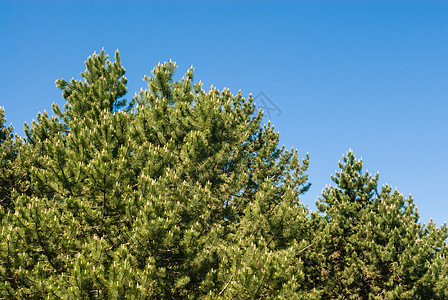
[309,150,448,299]
[3,50,446,299]
[0,50,312,298]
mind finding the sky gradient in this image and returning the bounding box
[1,0,447,225]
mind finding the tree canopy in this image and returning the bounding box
[0,50,446,299]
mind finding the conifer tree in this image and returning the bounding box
[309,151,448,299]
[2,50,447,299]
[0,50,312,298]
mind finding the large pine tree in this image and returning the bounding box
[0,50,312,298]
[309,151,448,299]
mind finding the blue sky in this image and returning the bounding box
[1,1,447,225]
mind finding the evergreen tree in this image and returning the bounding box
[0,50,312,298]
[2,50,447,299]
[309,150,448,299]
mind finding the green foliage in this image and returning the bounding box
[1,50,312,298]
[1,51,446,299]
[0,108,29,215]
[309,151,448,299]
[0,107,15,211]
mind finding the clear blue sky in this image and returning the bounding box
[1,1,447,225]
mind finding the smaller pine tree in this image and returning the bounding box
[309,150,448,299]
